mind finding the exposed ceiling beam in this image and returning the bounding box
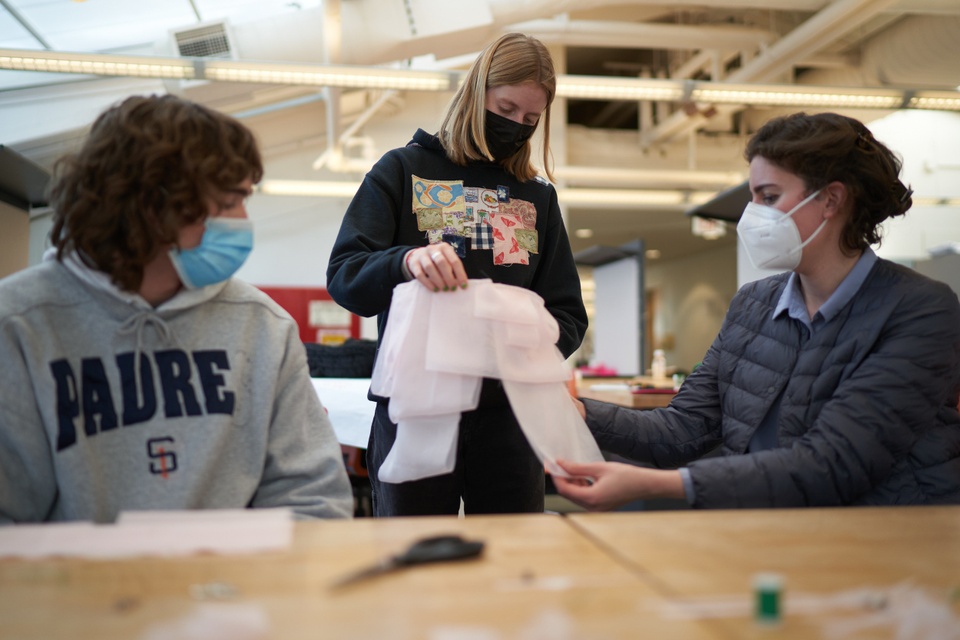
[640,0,903,145]
[0,0,50,50]
[514,19,775,51]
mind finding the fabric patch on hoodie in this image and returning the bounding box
[416,208,444,231]
[470,222,493,250]
[514,228,539,254]
[500,198,537,230]
[475,188,499,211]
[489,212,528,265]
[413,176,465,211]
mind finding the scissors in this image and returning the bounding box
[329,534,485,589]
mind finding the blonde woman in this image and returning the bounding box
[327,33,587,516]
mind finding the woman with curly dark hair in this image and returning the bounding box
[0,94,352,523]
[556,111,960,509]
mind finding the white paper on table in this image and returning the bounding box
[0,508,293,560]
[310,377,375,449]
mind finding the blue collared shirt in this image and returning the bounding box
[679,248,878,503]
[771,247,878,334]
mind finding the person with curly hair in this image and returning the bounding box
[0,94,353,523]
[555,111,960,509]
[326,33,587,516]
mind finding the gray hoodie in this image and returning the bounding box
[0,252,353,523]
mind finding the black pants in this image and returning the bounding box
[366,400,545,516]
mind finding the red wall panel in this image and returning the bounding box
[256,286,360,344]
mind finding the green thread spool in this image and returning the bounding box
[753,572,784,624]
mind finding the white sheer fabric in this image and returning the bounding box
[371,279,603,483]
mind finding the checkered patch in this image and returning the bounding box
[470,222,493,250]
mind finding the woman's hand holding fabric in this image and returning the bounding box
[552,460,686,511]
[404,244,469,292]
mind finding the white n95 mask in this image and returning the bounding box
[736,189,824,271]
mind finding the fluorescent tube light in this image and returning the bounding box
[202,60,456,91]
[690,84,904,109]
[257,180,361,198]
[556,76,684,102]
[0,48,455,91]
[556,188,715,208]
[908,93,960,112]
[1,48,959,112]
[0,48,195,79]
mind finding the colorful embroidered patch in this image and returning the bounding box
[442,212,467,236]
[414,180,537,267]
[500,199,537,230]
[514,228,539,254]
[442,233,467,258]
[416,208,444,231]
[479,189,499,210]
[413,176,465,210]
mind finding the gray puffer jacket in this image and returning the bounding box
[584,258,960,508]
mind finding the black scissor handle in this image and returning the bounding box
[396,534,485,566]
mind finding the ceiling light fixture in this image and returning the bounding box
[556,188,716,209]
[203,60,456,91]
[0,49,195,79]
[2,48,959,112]
[257,180,361,198]
[0,48,456,91]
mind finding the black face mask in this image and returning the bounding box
[483,110,536,161]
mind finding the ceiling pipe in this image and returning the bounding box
[0,0,50,50]
[313,89,399,173]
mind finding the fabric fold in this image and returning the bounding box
[372,279,602,484]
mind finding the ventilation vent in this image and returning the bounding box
[173,23,233,59]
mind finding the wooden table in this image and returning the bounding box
[569,506,960,639]
[2,508,957,639]
[577,376,677,409]
[0,514,715,640]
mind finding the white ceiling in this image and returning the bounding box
[0,1,319,53]
[2,0,959,260]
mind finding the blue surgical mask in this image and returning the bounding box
[169,217,254,289]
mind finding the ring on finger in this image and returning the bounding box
[430,252,443,261]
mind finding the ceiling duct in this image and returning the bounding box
[159,8,331,112]
[172,22,235,60]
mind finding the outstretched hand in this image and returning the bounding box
[552,459,686,512]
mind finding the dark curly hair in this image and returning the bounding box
[745,112,912,255]
[49,94,263,292]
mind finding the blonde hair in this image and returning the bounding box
[438,32,555,183]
